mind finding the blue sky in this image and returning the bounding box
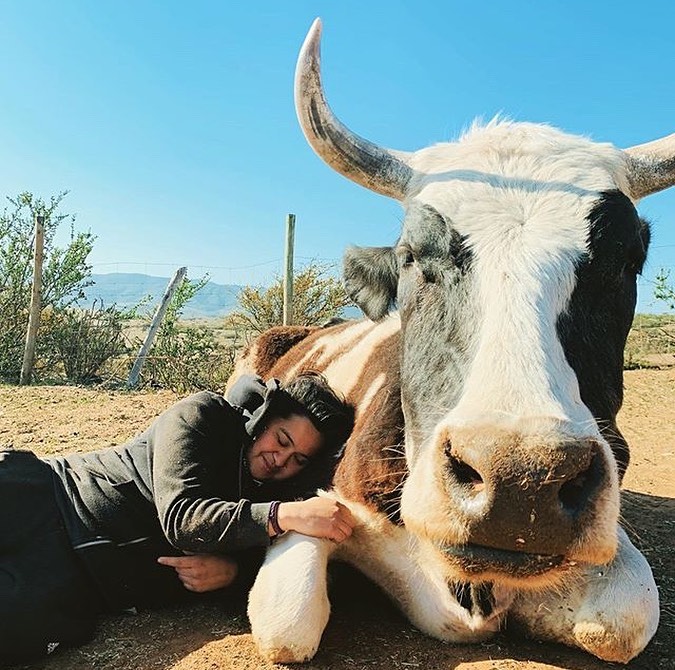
[0,1,673,312]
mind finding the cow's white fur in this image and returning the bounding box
[250,493,515,662]
[407,122,623,429]
[510,526,659,663]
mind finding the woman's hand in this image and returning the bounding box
[157,554,238,593]
[276,497,355,542]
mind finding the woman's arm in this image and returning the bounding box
[151,393,272,553]
[156,497,356,594]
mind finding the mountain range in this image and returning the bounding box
[83,273,243,318]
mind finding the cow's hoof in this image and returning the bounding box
[573,620,653,664]
[248,569,329,664]
[250,599,328,664]
[258,643,318,664]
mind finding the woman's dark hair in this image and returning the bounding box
[260,371,355,500]
[276,371,355,456]
[229,371,355,499]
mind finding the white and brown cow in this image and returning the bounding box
[230,19,674,665]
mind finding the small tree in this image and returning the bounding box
[0,192,95,381]
[654,269,675,310]
[229,262,353,334]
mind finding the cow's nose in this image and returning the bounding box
[443,430,608,556]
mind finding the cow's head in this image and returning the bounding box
[295,19,675,587]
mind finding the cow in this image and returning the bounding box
[228,19,674,665]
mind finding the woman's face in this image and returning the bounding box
[247,413,323,481]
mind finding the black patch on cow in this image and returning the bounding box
[558,190,650,479]
[448,227,472,273]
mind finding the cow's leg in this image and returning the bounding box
[335,502,515,642]
[509,526,659,664]
[248,531,336,663]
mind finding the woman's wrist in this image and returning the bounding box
[268,500,286,538]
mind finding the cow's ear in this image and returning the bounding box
[343,246,398,321]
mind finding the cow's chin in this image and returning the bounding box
[439,543,576,590]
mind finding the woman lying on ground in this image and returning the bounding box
[0,371,355,663]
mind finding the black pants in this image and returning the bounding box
[0,450,102,663]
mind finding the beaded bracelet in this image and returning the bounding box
[268,500,285,539]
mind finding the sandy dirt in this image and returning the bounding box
[0,368,673,670]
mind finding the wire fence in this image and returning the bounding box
[90,255,344,290]
[87,260,675,316]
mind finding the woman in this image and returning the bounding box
[0,372,355,663]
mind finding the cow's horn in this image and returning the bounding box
[295,18,413,201]
[624,133,675,200]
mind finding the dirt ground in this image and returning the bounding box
[0,368,673,670]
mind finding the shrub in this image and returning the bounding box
[229,262,353,334]
[134,275,239,393]
[0,192,94,381]
[40,302,135,383]
[654,269,675,311]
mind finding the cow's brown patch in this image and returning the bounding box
[249,326,316,378]
[332,332,405,521]
[246,320,408,521]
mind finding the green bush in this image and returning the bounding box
[0,192,94,382]
[655,269,674,311]
[134,275,239,393]
[40,302,135,383]
[140,325,236,394]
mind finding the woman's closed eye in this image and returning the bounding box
[275,431,308,468]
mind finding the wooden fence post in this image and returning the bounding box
[282,213,296,326]
[127,266,187,389]
[19,215,45,386]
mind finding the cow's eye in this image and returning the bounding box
[398,248,415,268]
[620,248,646,279]
[624,251,646,277]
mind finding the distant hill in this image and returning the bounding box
[83,273,243,318]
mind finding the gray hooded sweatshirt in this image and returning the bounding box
[45,376,284,611]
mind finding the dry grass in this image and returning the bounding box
[0,369,673,670]
[625,313,675,369]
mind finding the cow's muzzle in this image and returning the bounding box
[440,426,612,559]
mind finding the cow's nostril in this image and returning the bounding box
[558,453,603,518]
[449,455,485,493]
